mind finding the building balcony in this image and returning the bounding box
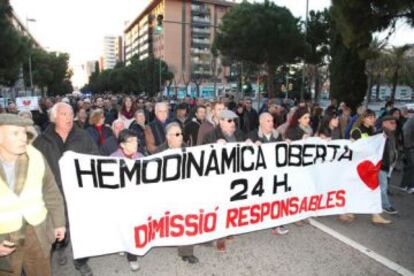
[191,47,210,55]
[192,16,211,26]
[192,27,210,35]
[191,4,210,16]
[191,58,210,65]
[192,38,210,46]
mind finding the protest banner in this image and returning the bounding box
[60,134,385,259]
[15,96,39,111]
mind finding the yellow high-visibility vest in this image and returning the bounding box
[0,146,47,234]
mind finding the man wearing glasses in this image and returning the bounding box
[155,122,199,264]
[202,110,245,252]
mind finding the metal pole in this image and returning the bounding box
[300,0,309,102]
[29,55,33,96]
[159,57,162,94]
[26,18,36,96]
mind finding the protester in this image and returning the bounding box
[174,103,188,130]
[401,114,414,193]
[119,96,136,128]
[110,129,143,271]
[184,105,206,146]
[33,102,99,276]
[196,101,225,145]
[286,107,312,141]
[86,109,115,155]
[236,97,259,134]
[0,114,66,276]
[379,116,399,215]
[75,108,89,129]
[342,109,391,224]
[247,112,288,235]
[100,119,126,156]
[203,110,245,252]
[129,109,147,154]
[155,122,199,264]
[144,102,169,154]
[317,112,342,140]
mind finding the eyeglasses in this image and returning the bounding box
[170,132,182,137]
[224,119,236,123]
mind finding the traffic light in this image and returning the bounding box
[156,14,163,33]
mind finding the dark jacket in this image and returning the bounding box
[144,119,167,154]
[286,126,306,141]
[381,130,398,172]
[129,121,147,154]
[184,118,203,146]
[86,125,114,147]
[237,108,259,134]
[247,128,283,143]
[33,124,100,193]
[155,142,186,154]
[202,127,246,145]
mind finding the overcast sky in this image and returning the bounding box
[10,0,414,88]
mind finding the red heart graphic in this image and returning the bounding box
[357,160,382,190]
[22,100,31,106]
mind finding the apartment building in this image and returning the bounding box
[124,0,235,93]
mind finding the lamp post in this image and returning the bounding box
[26,17,36,96]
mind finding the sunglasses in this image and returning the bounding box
[223,119,236,123]
[170,132,182,137]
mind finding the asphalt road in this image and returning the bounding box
[51,185,413,276]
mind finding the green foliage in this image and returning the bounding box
[213,0,305,97]
[84,56,174,96]
[23,49,73,95]
[329,18,367,113]
[0,1,32,85]
[330,0,414,110]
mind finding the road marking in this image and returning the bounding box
[309,218,414,276]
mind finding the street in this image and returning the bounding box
[52,186,413,276]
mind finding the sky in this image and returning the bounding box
[10,0,414,89]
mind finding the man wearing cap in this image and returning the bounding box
[379,115,399,215]
[0,114,65,276]
[33,102,99,276]
[202,110,245,252]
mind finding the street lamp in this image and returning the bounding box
[26,17,36,96]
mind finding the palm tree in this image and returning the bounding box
[365,38,386,105]
[382,45,414,101]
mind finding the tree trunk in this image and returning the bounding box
[391,66,399,101]
[314,66,320,102]
[266,62,275,98]
[375,76,381,101]
[365,74,372,107]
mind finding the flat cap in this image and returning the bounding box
[218,110,238,120]
[0,113,33,127]
[381,115,397,123]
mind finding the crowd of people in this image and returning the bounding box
[0,93,413,276]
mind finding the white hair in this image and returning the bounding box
[259,112,272,122]
[165,122,181,136]
[49,102,73,123]
[155,102,169,113]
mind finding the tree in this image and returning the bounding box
[0,0,31,85]
[23,49,73,95]
[382,45,414,101]
[305,9,330,101]
[213,0,305,98]
[330,0,414,110]
[86,56,174,96]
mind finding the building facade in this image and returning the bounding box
[124,0,235,96]
[102,36,123,70]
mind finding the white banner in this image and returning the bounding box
[16,96,39,111]
[60,135,385,259]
